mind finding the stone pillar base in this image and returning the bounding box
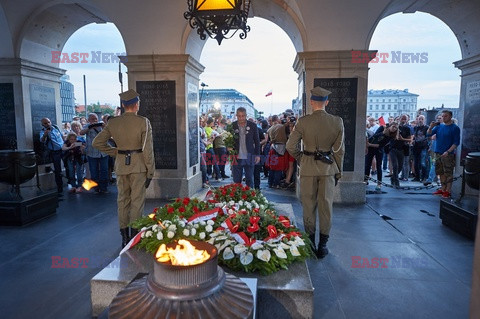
[334,181,366,204]
[146,174,202,199]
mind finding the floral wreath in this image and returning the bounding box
[129,184,314,275]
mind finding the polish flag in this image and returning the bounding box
[378,116,386,126]
[265,90,272,97]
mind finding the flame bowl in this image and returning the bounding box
[108,241,254,319]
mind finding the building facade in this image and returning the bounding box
[60,75,75,123]
[367,89,418,120]
[199,89,257,119]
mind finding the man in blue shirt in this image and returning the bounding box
[40,118,64,194]
[427,110,461,198]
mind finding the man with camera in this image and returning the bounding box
[427,110,460,198]
[286,86,345,259]
[40,118,65,194]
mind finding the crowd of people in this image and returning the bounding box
[365,110,461,198]
[40,112,119,195]
[198,109,299,191]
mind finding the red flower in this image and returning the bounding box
[241,194,247,200]
[218,209,224,216]
[251,191,256,197]
[193,206,199,213]
[183,197,190,205]
[167,206,174,214]
[253,208,260,214]
[247,223,259,233]
[230,192,235,197]
[221,190,227,195]
[175,198,181,203]
[267,225,278,238]
[250,216,260,224]
[238,209,247,215]
[178,207,185,213]
[279,216,291,228]
[153,207,159,213]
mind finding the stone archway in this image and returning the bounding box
[0,3,14,58]
[16,1,117,66]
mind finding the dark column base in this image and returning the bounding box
[440,196,478,240]
[0,189,58,226]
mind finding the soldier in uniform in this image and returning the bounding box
[286,86,345,258]
[93,89,155,248]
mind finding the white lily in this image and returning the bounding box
[182,229,190,236]
[206,220,215,225]
[205,225,213,232]
[240,252,254,265]
[234,244,247,254]
[145,231,153,238]
[167,231,175,239]
[256,249,271,262]
[223,247,234,260]
[190,228,196,236]
[273,248,288,259]
[290,244,301,256]
[251,242,263,250]
[156,232,163,240]
[199,232,206,240]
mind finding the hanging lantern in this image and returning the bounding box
[184,0,252,45]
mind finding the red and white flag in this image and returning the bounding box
[119,226,152,255]
[378,116,386,126]
[265,90,272,97]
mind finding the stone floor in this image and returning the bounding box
[0,171,475,318]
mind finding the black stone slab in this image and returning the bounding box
[461,80,480,159]
[0,189,58,226]
[440,197,478,239]
[187,84,199,167]
[313,78,358,171]
[136,81,177,169]
[30,84,56,165]
[0,83,17,150]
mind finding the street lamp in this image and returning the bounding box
[184,0,252,45]
[199,82,208,114]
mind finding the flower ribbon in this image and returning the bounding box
[225,218,240,233]
[231,232,256,247]
[187,208,219,223]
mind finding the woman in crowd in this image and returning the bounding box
[365,122,398,191]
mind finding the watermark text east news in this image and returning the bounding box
[51,51,127,64]
[351,50,429,64]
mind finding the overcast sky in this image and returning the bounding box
[61,12,461,115]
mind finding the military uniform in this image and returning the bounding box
[92,89,154,247]
[286,86,345,258]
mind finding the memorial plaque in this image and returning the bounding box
[461,80,480,159]
[137,81,177,169]
[0,83,17,150]
[187,83,199,167]
[30,84,56,164]
[314,78,358,171]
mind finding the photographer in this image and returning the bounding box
[80,113,109,193]
[40,118,65,194]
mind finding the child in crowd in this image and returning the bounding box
[62,132,86,193]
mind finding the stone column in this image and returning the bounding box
[293,50,376,204]
[124,54,204,199]
[454,54,480,195]
[0,58,65,191]
[453,54,480,317]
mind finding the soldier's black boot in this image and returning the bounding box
[120,228,129,248]
[309,234,316,252]
[129,227,139,241]
[317,234,329,259]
